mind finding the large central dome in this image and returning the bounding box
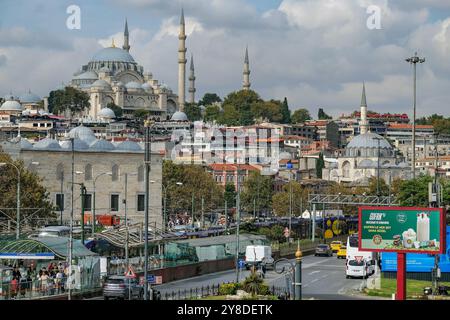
[346,132,392,149]
[91,47,135,63]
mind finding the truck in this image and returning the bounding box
[244,245,273,270]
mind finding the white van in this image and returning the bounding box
[346,259,375,279]
[244,245,273,269]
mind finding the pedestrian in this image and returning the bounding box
[10,276,19,300]
[39,271,49,296]
[19,275,28,298]
[48,276,55,296]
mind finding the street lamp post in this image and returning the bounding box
[92,172,112,237]
[405,52,425,180]
[235,169,242,283]
[161,182,183,232]
[373,136,382,197]
[143,120,153,300]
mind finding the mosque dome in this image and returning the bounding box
[19,91,41,104]
[90,139,115,151]
[91,79,112,90]
[116,140,142,152]
[141,83,152,91]
[68,125,96,143]
[0,100,23,111]
[125,81,143,91]
[73,71,98,80]
[345,132,393,157]
[171,111,188,122]
[98,107,116,119]
[91,47,135,63]
[60,138,89,151]
[34,138,61,150]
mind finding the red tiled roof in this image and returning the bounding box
[208,163,259,171]
[388,123,434,130]
[283,135,312,141]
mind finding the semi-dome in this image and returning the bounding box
[171,111,188,122]
[141,83,152,91]
[98,107,116,119]
[346,132,392,150]
[60,138,89,150]
[73,71,98,80]
[20,139,33,149]
[19,91,41,104]
[0,100,23,111]
[90,139,115,151]
[91,47,135,63]
[125,81,143,90]
[91,79,112,90]
[116,140,142,152]
[68,125,96,143]
[34,138,61,150]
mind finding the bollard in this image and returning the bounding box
[294,242,302,300]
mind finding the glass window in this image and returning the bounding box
[83,194,92,211]
[110,194,119,212]
[56,194,64,211]
[137,194,145,212]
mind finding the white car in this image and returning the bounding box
[346,259,375,279]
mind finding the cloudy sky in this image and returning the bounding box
[1,0,450,118]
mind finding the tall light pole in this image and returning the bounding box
[92,172,112,237]
[143,119,153,300]
[405,52,425,180]
[160,182,183,232]
[0,162,20,240]
[69,137,74,301]
[235,168,242,283]
[373,136,382,197]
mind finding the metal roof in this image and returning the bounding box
[175,233,267,247]
[0,237,97,259]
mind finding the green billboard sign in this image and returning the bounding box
[358,206,445,254]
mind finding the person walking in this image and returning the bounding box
[10,277,19,300]
[39,271,49,296]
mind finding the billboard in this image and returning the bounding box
[358,206,445,254]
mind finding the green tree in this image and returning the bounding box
[204,105,221,123]
[318,108,332,120]
[251,100,283,123]
[280,97,291,124]
[162,161,224,218]
[272,181,307,217]
[240,171,273,214]
[106,102,123,117]
[316,153,324,179]
[397,176,433,207]
[0,150,56,229]
[218,104,240,126]
[198,93,222,106]
[291,108,311,124]
[133,109,150,120]
[184,103,202,121]
[222,90,261,126]
[224,183,236,207]
[47,87,90,117]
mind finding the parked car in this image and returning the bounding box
[330,241,343,253]
[103,275,143,300]
[337,245,347,259]
[314,244,333,257]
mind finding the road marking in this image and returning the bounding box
[308,271,321,275]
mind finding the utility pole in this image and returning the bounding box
[80,183,86,244]
[289,180,293,243]
[224,200,228,233]
[405,52,425,180]
[374,136,381,197]
[143,120,152,300]
[235,170,241,283]
[201,196,204,229]
[68,137,74,301]
[60,175,64,225]
[124,173,129,270]
[191,193,195,228]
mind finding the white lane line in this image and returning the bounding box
[308,271,321,275]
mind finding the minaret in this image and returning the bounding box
[178,8,187,111]
[242,46,251,90]
[123,19,130,52]
[360,82,369,135]
[188,54,196,103]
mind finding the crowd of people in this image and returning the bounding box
[5,262,68,299]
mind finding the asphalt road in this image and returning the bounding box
[88,254,385,300]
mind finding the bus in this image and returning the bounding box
[346,233,377,264]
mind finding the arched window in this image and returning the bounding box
[342,161,351,178]
[137,165,144,182]
[85,164,92,181]
[112,164,119,181]
[56,164,64,181]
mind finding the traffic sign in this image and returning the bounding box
[284,227,290,238]
[355,256,363,263]
[155,276,162,284]
[147,274,155,284]
[238,259,245,268]
[124,266,136,278]
[324,229,334,239]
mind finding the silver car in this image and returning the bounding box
[103,275,143,300]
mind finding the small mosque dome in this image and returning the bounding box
[171,111,188,122]
[60,138,89,151]
[91,79,112,90]
[68,125,96,143]
[0,100,23,111]
[116,140,142,152]
[125,81,143,91]
[19,91,41,104]
[34,138,61,150]
[98,107,116,119]
[90,139,116,151]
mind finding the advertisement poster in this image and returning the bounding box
[359,206,445,254]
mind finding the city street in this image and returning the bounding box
[88,254,384,300]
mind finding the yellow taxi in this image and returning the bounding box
[337,245,347,259]
[330,241,342,253]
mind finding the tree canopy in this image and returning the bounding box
[47,87,90,117]
[291,108,312,124]
[184,103,202,122]
[272,181,308,217]
[240,171,274,214]
[198,93,222,106]
[318,108,332,120]
[106,102,123,117]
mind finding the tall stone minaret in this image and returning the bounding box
[188,54,196,103]
[242,46,251,90]
[123,19,130,52]
[178,8,187,111]
[360,82,369,135]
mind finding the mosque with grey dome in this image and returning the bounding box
[70,19,179,120]
[322,84,411,186]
